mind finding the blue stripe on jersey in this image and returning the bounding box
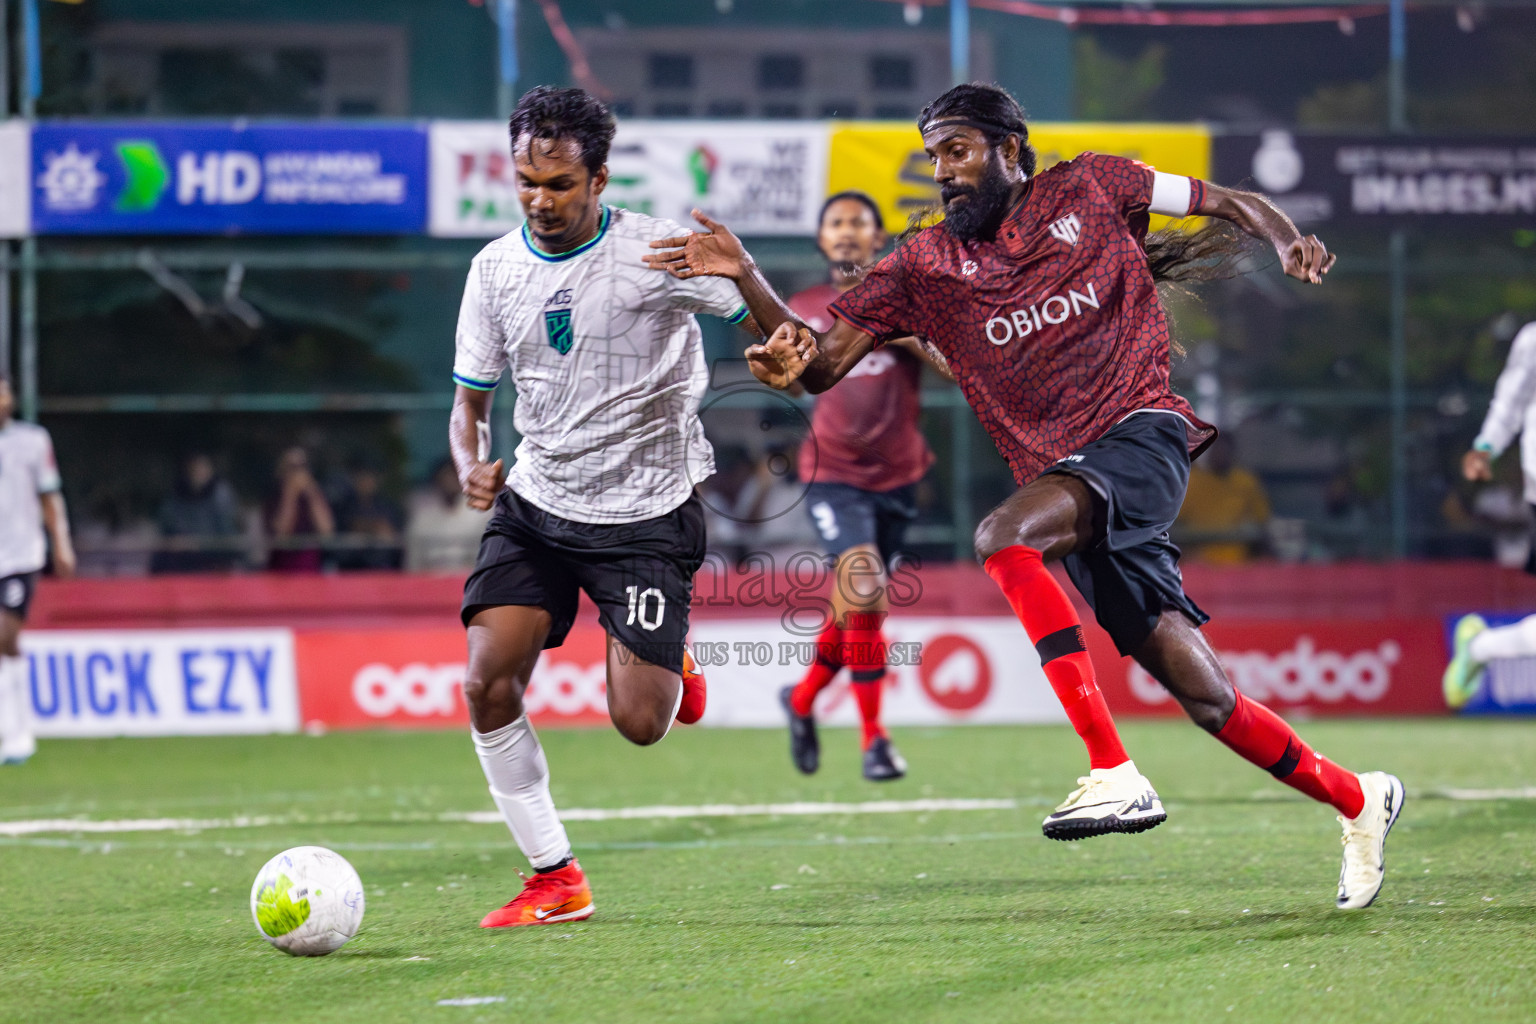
[724,304,750,325]
[521,205,612,262]
[453,372,500,391]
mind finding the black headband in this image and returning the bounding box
[919,117,1018,139]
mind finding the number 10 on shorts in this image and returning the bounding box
[625,586,666,631]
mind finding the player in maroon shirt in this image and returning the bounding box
[647,84,1403,911]
[780,191,944,783]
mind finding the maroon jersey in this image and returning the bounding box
[790,283,934,492]
[829,152,1214,486]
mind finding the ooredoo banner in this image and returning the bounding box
[1093,618,1446,718]
[0,120,29,238]
[31,122,428,234]
[429,120,828,237]
[294,626,611,729]
[22,629,299,737]
[291,618,1066,731]
[828,122,1211,235]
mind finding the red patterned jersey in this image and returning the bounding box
[789,283,934,492]
[829,152,1214,486]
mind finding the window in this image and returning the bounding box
[706,99,748,118]
[757,54,804,91]
[90,22,407,117]
[870,55,915,91]
[574,27,993,124]
[648,54,695,90]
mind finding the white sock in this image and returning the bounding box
[0,655,34,754]
[1470,615,1536,662]
[658,677,684,742]
[472,714,572,872]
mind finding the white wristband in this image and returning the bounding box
[1150,172,1193,218]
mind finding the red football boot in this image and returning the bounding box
[478,860,594,928]
[675,646,707,725]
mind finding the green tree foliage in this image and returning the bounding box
[1072,37,1167,122]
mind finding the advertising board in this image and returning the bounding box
[430,119,828,237]
[828,122,1211,235]
[22,629,299,737]
[0,120,29,238]
[1093,617,1447,718]
[1213,132,1536,226]
[31,122,428,234]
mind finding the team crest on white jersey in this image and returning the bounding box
[1048,213,1082,246]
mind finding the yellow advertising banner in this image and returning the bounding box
[827,122,1211,234]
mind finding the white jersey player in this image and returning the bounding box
[447,87,772,929]
[1447,320,1536,705]
[0,372,76,764]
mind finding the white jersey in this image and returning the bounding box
[453,206,748,525]
[1474,321,1536,504]
[0,419,62,577]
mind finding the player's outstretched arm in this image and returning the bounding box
[1197,183,1336,284]
[644,209,876,392]
[450,385,507,512]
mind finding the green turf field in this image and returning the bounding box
[3,720,1534,1023]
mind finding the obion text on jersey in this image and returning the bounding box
[984,282,1102,346]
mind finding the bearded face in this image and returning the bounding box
[939,147,1015,243]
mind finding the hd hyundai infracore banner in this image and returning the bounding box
[30,122,429,234]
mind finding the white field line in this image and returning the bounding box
[1432,786,1536,800]
[0,799,1020,837]
[0,788,1528,838]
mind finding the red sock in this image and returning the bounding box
[983,545,1129,770]
[790,620,843,717]
[844,611,889,749]
[1216,691,1364,818]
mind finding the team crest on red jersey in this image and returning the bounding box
[1048,213,1083,246]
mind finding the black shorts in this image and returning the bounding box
[462,489,706,675]
[804,482,918,566]
[1042,412,1210,656]
[0,572,38,622]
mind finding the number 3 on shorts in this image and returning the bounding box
[625,585,666,631]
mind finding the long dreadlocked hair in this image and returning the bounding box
[909,83,1262,287]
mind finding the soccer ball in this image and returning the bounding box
[250,846,366,956]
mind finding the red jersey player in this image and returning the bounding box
[780,191,945,783]
[647,83,1403,912]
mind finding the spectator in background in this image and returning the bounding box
[332,455,404,570]
[265,445,334,572]
[405,456,490,572]
[729,443,820,560]
[153,452,243,573]
[1178,434,1271,564]
[698,443,754,561]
